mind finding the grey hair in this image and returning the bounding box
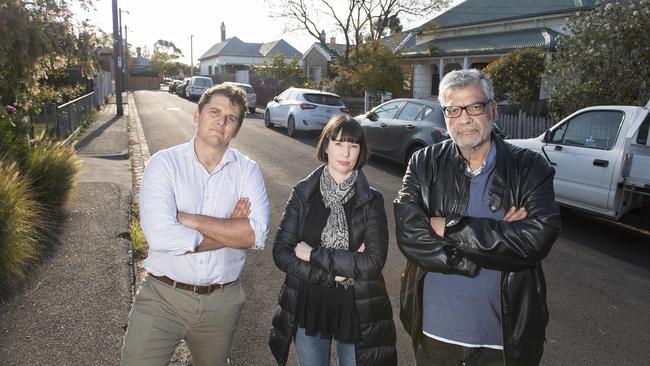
[438,69,494,106]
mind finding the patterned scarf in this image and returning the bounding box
[319,166,357,250]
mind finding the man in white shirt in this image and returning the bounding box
[121,84,270,366]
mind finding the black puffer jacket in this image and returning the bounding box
[394,134,561,366]
[269,166,397,366]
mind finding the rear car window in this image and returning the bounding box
[241,85,254,93]
[303,93,343,106]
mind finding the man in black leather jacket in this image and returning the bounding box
[394,69,561,366]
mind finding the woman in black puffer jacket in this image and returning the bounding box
[269,116,396,366]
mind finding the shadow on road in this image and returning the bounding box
[559,207,650,273]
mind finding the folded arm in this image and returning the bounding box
[393,151,477,277]
[272,188,335,285]
[307,193,389,280]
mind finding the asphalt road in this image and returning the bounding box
[134,90,650,366]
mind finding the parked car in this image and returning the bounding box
[185,76,214,100]
[177,78,191,97]
[264,88,348,136]
[356,98,448,165]
[168,79,182,94]
[509,101,650,221]
[222,82,257,114]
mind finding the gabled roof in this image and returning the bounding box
[402,27,562,57]
[198,37,302,61]
[382,31,417,53]
[419,0,597,30]
[303,42,348,61]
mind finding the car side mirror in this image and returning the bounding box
[543,129,553,143]
[367,111,379,122]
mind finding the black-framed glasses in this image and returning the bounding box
[442,100,492,118]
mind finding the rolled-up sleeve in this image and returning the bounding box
[139,154,203,255]
[241,161,270,249]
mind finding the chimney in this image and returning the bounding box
[320,29,326,43]
[221,22,226,42]
[330,37,336,46]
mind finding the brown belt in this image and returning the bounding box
[150,274,235,295]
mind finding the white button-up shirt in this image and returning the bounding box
[140,138,270,285]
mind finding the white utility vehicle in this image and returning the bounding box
[509,101,650,221]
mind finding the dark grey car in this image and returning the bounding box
[357,98,448,165]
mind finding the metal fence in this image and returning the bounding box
[40,92,96,140]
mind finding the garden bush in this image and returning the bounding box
[24,139,81,211]
[0,160,45,287]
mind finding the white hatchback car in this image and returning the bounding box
[264,88,348,136]
[222,82,257,114]
[185,76,214,100]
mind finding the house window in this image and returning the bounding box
[208,65,212,75]
[309,67,321,81]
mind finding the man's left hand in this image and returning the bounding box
[429,217,446,237]
[294,241,313,262]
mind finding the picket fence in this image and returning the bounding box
[497,110,556,139]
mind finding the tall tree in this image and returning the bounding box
[270,0,448,66]
[0,0,98,109]
[150,40,184,76]
[544,0,650,119]
[484,49,546,104]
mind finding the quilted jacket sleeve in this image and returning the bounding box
[309,191,388,280]
[272,187,334,285]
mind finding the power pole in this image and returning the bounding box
[112,0,123,116]
[124,25,129,90]
[190,35,194,77]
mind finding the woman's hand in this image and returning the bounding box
[294,241,313,262]
[334,243,366,282]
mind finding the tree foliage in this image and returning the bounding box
[0,0,99,109]
[251,54,303,90]
[150,40,185,77]
[544,0,650,119]
[325,40,405,97]
[484,48,546,103]
[271,0,448,65]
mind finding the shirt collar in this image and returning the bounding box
[465,142,496,177]
[182,137,236,170]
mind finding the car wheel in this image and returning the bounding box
[287,116,296,137]
[264,111,273,128]
[405,144,424,166]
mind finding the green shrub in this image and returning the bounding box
[24,139,81,211]
[0,160,45,285]
[130,203,147,256]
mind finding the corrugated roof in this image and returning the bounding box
[402,27,562,57]
[420,0,596,30]
[198,37,302,61]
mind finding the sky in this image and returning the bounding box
[75,0,457,66]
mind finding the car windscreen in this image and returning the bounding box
[241,85,254,93]
[303,93,343,106]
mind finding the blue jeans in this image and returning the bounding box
[295,327,357,366]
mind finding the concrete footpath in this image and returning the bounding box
[0,99,134,365]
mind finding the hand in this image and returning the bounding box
[177,211,197,230]
[294,241,313,262]
[334,243,365,283]
[429,217,446,237]
[503,206,528,222]
[229,197,251,219]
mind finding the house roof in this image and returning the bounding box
[382,31,417,53]
[198,37,302,61]
[419,0,597,30]
[303,42,348,62]
[402,27,562,57]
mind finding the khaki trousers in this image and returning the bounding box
[120,274,246,366]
